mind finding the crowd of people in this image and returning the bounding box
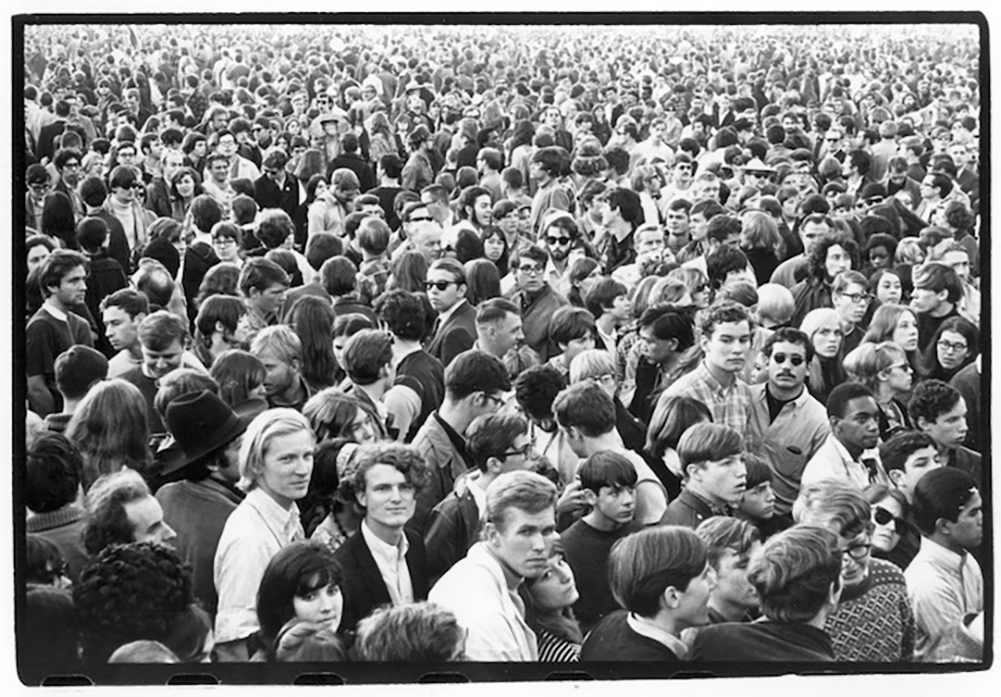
[20,20,985,678]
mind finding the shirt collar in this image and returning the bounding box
[361,518,409,562]
[245,487,301,541]
[626,612,689,659]
[920,535,970,569]
[436,298,466,326]
[42,299,68,322]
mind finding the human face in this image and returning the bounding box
[471,195,493,228]
[561,333,595,365]
[739,482,776,520]
[945,490,983,551]
[811,318,843,358]
[124,495,176,546]
[256,429,315,509]
[942,250,971,283]
[609,294,631,323]
[693,455,747,505]
[834,396,881,453]
[27,244,51,273]
[892,445,942,503]
[117,146,137,166]
[334,184,359,206]
[665,210,690,250]
[875,272,902,305]
[357,463,417,533]
[483,233,505,262]
[638,326,675,365]
[833,283,870,325]
[217,133,237,158]
[496,210,518,237]
[252,283,287,316]
[112,180,137,205]
[498,433,535,474]
[258,349,297,399]
[871,495,905,552]
[487,506,557,579]
[413,226,442,264]
[674,562,716,630]
[103,306,142,352]
[919,177,940,200]
[594,484,636,527]
[426,268,464,313]
[700,320,752,375]
[693,179,720,203]
[492,313,524,355]
[922,397,969,449]
[142,338,185,380]
[60,156,81,186]
[515,258,545,294]
[891,311,919,352]
[636,228,666,260]
[689,212,709,241]
[48,264,87,309]
[212,235,240,263]
[528,552,579,611]
[674,161,693,185]
[799,221,830,253]
[293,574,343,633]
[162,153,185,184]
[882,359,913,393]
[937,330,970,371]
[544,224,573,262]
[766,340,808,393]
[838,529,871,589]
[210,158,229,183]
[713,542,762,612]
[824,244,852,280]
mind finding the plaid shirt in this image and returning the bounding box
[662,361,752,437]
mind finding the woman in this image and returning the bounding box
[863,483,911,571]
[288,295,337,392]
[254,541,346,662]
[302,388,380,445]
[862,304,920,371]
[567,257,601,309]
[667,266,711,309]
[302,438,364,553]
[65,378,150,490]
[26,234,55,273]
[387,250,429,293]
[739,210,783,285]
[869,267,903,306]
[464,258,501,306]
[645,394,713,500]
[332,314,375,389]
[41,191,77,249]
[843,341,914,440]
[209,349,268,412]
[507,120,536,190]
[631,164,667,226]
[366,111,396,165]
[920,316,978,383]
[304,174,328,209]
[519,543,583,662]
[800,308,846,404]
[169,166,204,222]
[480,224,510,281]
[210,221,245,268]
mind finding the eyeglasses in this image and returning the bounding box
[425,280,456,291]
[28,182,49,191]
[838,291,871,305]
[408,215,433,223]
[546,236,572,246]
[590,374,617,387]
[501,443,533,459]
[874,507,907,536]
[937,339,969,353]
[63,162,81,170]
[263,168,281,176]
[771,353,805,366]
[843,540,872,561]
[213,237,237,247]
[887,362,913,373]
[517,265,544,276]
[483,393,505,408]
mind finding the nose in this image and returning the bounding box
[163,523,177,542]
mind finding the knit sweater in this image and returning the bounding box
[825,557,915,662]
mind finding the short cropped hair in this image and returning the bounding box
[464,413,529,473]
[695,516,762,571]
[54,345,108,401]
[552,381,616,438]
[239,257,289,297]
[912,468,979,536]
[137,310,188,351]
[748,525,842,623]
[880,431,938,475]
[237,408,314,492]
[793,479,872,539]
[609,526,707,618]
[357,217,391,255]
[826,381,875,419]
[484,470,557,530]
[476,297,519,326]
[678,423,742,469]
[355,602,464,662]
[444,350,511,401]
[578,450,638,494]
[26,433,84,513]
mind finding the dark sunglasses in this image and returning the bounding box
[874,507,907,536]
[546,236,572,246]
[772,353,805,366]
[425,280,456,291]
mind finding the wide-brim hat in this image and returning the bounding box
[161,390,263,477]
[740,157,776,174]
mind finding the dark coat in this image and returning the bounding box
[427,300,477,367]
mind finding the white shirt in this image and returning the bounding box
[801,434,886,489]
[360,519,414,607]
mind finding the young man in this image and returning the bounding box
[236,257,290,346]
[553,382,667,526]
[340,328,395,438]
[694,517,763,623]
[528,146,572,236]
[905,467,983,662]
[27,250,94,416]
[660,423,747,529]
[597,187,643,273]
[411,350,511,534]
[627,304,697,423]
[581,526,715,661]
[249,325,313,411]
[473,298,535,379]
[793,479,915,662]
[801,382,884,489]
[585,277,631,358]
[424,413,534,584]
[44,345,108,434]
[745,328,831,519]
[429,470,558,660]
[910,263,963,353]
[334,443,431,634]
[661,301,753,436]
[908,379,980,485]
[560,450,641,633]
[192,295,249,368]
[508,244,568,361]
[81,468,177,557]
[426,258,477,367]
[545,306,597,377]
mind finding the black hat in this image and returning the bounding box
[161,390,261,477]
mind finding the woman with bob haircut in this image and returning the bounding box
[169,166,204,222]
[843,341,914,439]
[302,388,379,446]
[213,408,316,662]
[464,257,502,306]
[581,525,713,661]
[65,378,151,490]
[253,540,346,662]
[690,524,842,661]
[355,601,465,662]
[209,349,268,412]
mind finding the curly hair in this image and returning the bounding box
[805,232,860,282]
[340,442,430,504]
[81,469,150,556]
[355,602,464,661]
[25,432,83,513]
[374,288,428,341]
[73,542,194,666]
[514,363,567,424]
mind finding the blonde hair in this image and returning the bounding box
[568,349,615,384]
[237,409,314,492]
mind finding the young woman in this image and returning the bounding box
[519,542,583,662]
[868,267,903,306]
[301,438,364,554]
[169,166,204,222]
[920,315,979,383]
[302,388,380,446]
[287,295,337,392]
[567,257,602,309]
[799,308,847,404]
[209,349,269,412]
[464,257,502,306]
[861,304,920,372]
[843,341,914,440]
[863,483,912,572]
[255,541,346,661]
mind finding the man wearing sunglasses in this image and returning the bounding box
[426,259,477,368]
[746,328,830,522]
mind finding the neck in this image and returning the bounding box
[838,435,865,461]
[704,361,736,388]
[929,531,966,556]
[278,375,306,404]
[608,218,631,239]
[708,595,749,623]
[582,510,624,533]
[928,301,954,318]
[596,314,619,334]
[60,398,81,414]
[391,337,422,361]
[550,257,568,274]
[356,380,386,402]
[687,481,728,509]
[484,544,524,591]
[583,431,622,457]
[366,517,404,547]
[767,382,804,402]
[46,296,70,314]
[438,399,473,434]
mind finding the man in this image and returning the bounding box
[155,390,255,616]
[528,146,572,236]
[905,468,983,661]
[663,198,692,255]
[612,223,671,289]
[369,154,405,230]
[633,117,675,167]
[27,250,94,416]
[426,258,477,367]
[253,150,303,244]
[138,132,164,185]
[411,350,511,535]
[192,295,249,368]
[831,271,871,355]
[402,125,435,193]
[145,148,186,219]
[908,379,980,485]
[237,257,290,346]
[75,218,127,355]
[509,244,568,361]
[910,263,963,353]
[769,213,834,289]
[101,288,199,379]
[202,152,236,213]
[660,302,753,436]
[334,443,431,634]
[626,304,697,423]
[424,412,534,584]
[581,526,715,661]
[694,517,762,624]
[661,423,747,529]
[794,480,915,662]
[81,468,177,557]
[538,212,586,297]
[586,277,630,358]
[801,382,885,489]
[215,128,260,183]
[43,345,108,435]
[916,172,951,224]
[429,471,558,661]
[476,147,504,203]
[745,328,831,519]
[214,409,315,662]
[390,200,438,261]
[473,298,538,380]
[598,187,643,274]
[52,148,84,219]
[25,163,51,231]
[249,325,313,411]
[553,382,667,526]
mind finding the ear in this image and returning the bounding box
[662,585,681,611]
[558,341,569,352]
[484,521,500,547]
[698,332,710,354]
[582,488,598,507]
[685,462,702,483]
[934,516,954,538]
[457,283,467,299]
[888,469,906,490]
[485,456,504,476]
[355,487,367,510]
[214,321,227,335]
[828,577,843,608]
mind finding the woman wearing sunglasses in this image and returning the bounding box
[864,483,911,570]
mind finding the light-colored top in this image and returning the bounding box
[213,488,304,644]
[662,361,752,437]
[627,612,689,659]
[107,349,207,379]
[904,536,983,662]
[360,519,414,607]
[801,434,886,490]
[428,542,538,661]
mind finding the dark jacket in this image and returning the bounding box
[659,489,723,530]
[423,480,480,584]
[427,300,477,367]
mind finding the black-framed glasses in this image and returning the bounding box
[517,265,544,276]
[937,339,969,353]
[425,280,456,291]
[772,353,805,366]
[874,507,907,536]
[838,291,871,305]
[546,236,571,246]
[501,443,533,459]
[843,540,872,561]
[483,393,505,408]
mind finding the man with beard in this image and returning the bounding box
[540,212,586,298]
